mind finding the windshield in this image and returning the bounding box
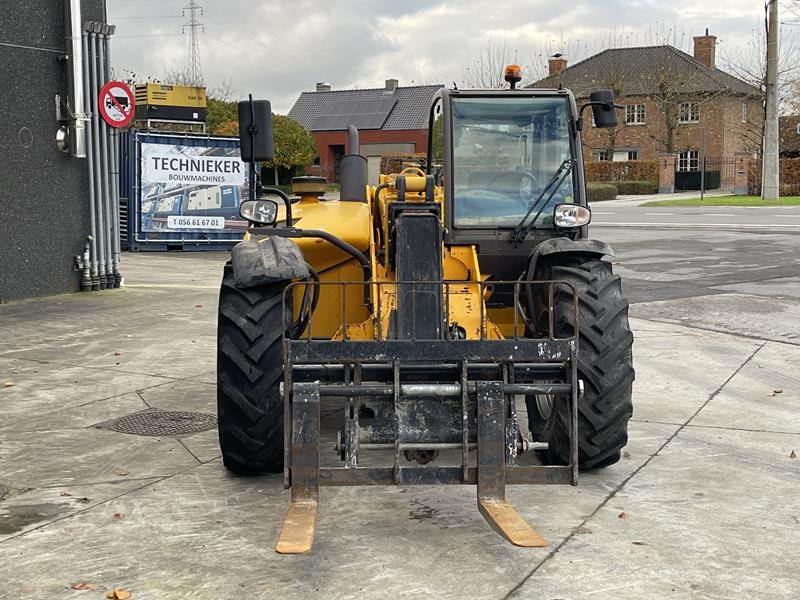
[451,96,575,228]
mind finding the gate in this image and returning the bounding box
[675,157,736,192]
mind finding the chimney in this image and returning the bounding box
[385,78,398,92]
[548,57,567,77]
[315,82,331,92]
[693,29,717,69]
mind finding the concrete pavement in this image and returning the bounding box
[1,230,799,599]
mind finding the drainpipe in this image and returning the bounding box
[92,26,114,289]
[101,26,122,287]
[81,27,100,289]
[86,25,107,289]
[64,0,87,158]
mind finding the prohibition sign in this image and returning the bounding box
[98,81,135,128]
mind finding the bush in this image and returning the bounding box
[585,160,659,185]
[615,180,658,195]
[749,157,800,196]
[586,182,618,202]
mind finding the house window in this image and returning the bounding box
[625,104,646,125]
[677,150,699,172]
[627,150,638,160]
[678,102,699,123]
[741,102,748,124]
[597,149,610,161]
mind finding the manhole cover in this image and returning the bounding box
[95,409,217,437]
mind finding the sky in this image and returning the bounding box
[107,0,781,114]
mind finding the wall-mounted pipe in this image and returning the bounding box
[101,26,122,287]
[64,0,87,158]
[95,29,115,288]
[80,27,99,289]
[86,25,107,289]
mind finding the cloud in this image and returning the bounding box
[108,0,769,113]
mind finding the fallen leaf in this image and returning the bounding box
[195,304,203,308]
[618,511,628,520]
[70,582,96,590]
[74,497,91,504]
[118,469,130,476]
[106,590,131,600]
[3,381,13,388]
[112,512,124,521]
[60,491,72,497]
[791,450,797,459]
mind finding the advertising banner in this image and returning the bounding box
[139,141,249,235]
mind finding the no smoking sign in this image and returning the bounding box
[98,81,135,128]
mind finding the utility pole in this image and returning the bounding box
[762,0,779,201]
[182,0,204,86]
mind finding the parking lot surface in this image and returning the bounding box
[1,226,798,599]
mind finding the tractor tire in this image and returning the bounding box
[217,263,287,474]
[526,255,634,470]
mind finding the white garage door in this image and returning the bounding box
[367,156,381,186]
[360,142,416,185]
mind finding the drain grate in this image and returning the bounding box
[95,409,217,437]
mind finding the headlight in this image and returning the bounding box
[553,204,591,228]
[240,199,278,225]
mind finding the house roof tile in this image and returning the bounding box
[288,84,443,132]
[532,45,761,99]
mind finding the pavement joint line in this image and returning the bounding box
[0,457,221,546]
[629,316,800,348]
[503,342,765,599]
[630,419,800,436]
[35,476,163,490]
[0,354,201,380]
[0,380,177,433]
[177,438,203,464]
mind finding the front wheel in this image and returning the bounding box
[526,255,634,470]
[217,264,287,474]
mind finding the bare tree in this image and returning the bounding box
[162,63,205,88]
[719,14,800,112]
[463,39,523,88]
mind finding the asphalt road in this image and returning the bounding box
[592,204,800,229]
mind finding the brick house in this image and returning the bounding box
[533,33,763,172]
[288,80,442,185]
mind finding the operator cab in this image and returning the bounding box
[426,75,618,287]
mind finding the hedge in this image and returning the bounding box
[585,160,659,186]
[615,180,658,195]
[586,182,618,202]
[748,157,800,196]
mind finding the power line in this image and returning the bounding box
[182,0,204,85]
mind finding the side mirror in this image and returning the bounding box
[589,89,619,129]
[238,99,275,162]
[240,199,278,225]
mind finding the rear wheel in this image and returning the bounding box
[217,264,287,473]
[526,255,634,470]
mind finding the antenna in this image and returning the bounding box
[182,0,204,85]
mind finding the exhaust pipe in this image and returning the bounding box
[64,0,87,158]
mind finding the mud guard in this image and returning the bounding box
[230,237,309,290]
[527,238,614,277]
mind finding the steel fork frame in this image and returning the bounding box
[275,279,580,554]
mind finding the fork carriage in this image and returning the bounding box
[275,279,580,553]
